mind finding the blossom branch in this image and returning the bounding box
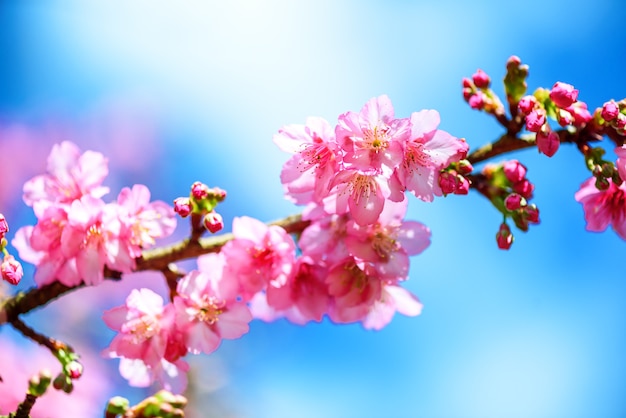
[0,214,309,323]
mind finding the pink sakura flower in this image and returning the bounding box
[362,284,423,330]
[103,288,190,391]
[396,110,469,202]
[221,216,296,300]
[61,196,134,285]
[102,288,171,368]
[326,257,383,324]
[114,184,177,258]
[575,177,626,239]
[260,255,330,323]
[298,213,351,266]
[274,117,340,205]
[174,267,252,355]
[344,200,431,280]
[23,141,109,207]
[324,168,402,226]
[335,95,410,177]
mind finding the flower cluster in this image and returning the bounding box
[269,95,468,323]
[518,82,592,157]
[480,160,540,250]
[12,141,177,287]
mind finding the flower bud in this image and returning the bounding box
[106,396,130,416]
[472,69,490,89]
[0,214,8,241]
[525,109,546,132]
[496,223,513,250]
[504,193,525,211]
[517,95,537,116]
[601,100,620,121]
[566,101,592,127]
[502,160,526,183]
[1,255,23,285]
[615,113,626,130]
[173,197,192,218]
[549,81,578,108]
[191,181,209,200]
[524,204,540,224]
[28,369,52,397]
[556,108,574,127]
[66,361,83,379]
[454,175,470,195]
[438,171,457,195]
[208,187,227,202]
[456,159,473,175]
[468,91,486,110]
[512,179,534,199]
[536,130,560,157]
[203,212,224,234]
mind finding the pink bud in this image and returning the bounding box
[454,175,470,195]
[203,212,224,234]
[525,109,546,132]
[549,81,578,108]
[502,160,527,183]
[462,77,473,89]
[208,187,227,202]
[1,255,23,285]
[556,108,574,127]
[615,113,626,130]
[504,193,525,211]
[67,361,83,379]
[462,87,473,101]
[472,69,491,89]
[438,171,457,195]
[456,160,474,175]
[468,92,486,110]
[173,197,192,218]
[517,95,537,116]
[506,55,522,67]
[536,130,560,157]
[565,101,592,127]
[524,204,540,224]
[601,100,620,121]
[496,223,513,250]
[0,214,7,240]
[512,179,534,199]
[191,182,209,200]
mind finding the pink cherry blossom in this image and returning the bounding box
[325,168,403,226]
[23,141,109,207]
[118,357,189,394]
[274,117,340,205]
[262,255,330,323]
[102,288,171,368]
[575,177,626,239]
[397,110,469,202]
[344,200,431,280]
[221,216,296,300]
[335,95,409,177]
[362,285,423,330]
[174,269,253,355]
[114,184,177,258]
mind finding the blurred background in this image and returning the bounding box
[1,1,625,417]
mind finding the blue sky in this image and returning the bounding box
[1,1,626,417]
